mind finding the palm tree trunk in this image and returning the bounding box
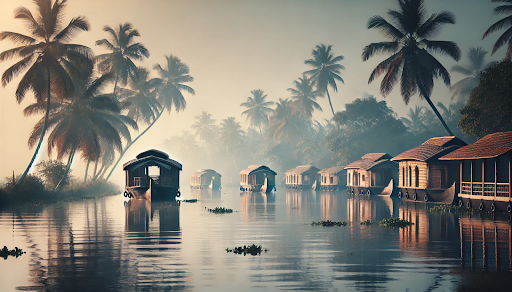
[326,90,335,116]
[15,66,51,187]
[105,107,166,181]
[54,149,75,191]
[84,160,90,183]
[113,73,119,96]
[93,160,98,178]
[424,96,454,136]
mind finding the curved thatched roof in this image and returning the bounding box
[191,169,222,178]
[319,166,345,175]
[440,131,512,160]
[392,136,467,162]
[284,165,320,175]
[240,165,277,175]
[345,153,395,170]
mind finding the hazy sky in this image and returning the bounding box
[0,0,503,185]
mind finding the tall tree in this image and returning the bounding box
[304,44,345,116]
[104,54,194,181]
[287,74,322,120]
[362,0,460,136]
[0,0,92,186]
[219,117,245,169]
[482,0,512,60]
[191,111,218,167]
[450,47,496,101]
[400,106,425,132]
[240,89,274,133]
[268,98,307,144]
[95,23,149,95]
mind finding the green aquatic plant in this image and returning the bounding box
[207,207,233,214]
[429,204,474,213]
[311,220,347,227]
[379,217,413,228]
[226,244,265,256]
[1,246,25,259]
[182,199,198,203]
[360,220,372,226]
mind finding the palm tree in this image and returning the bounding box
[304,44,345,116]
[269,98,307,144]
[191,111,218,167]
[25,71,137,190]
[400,106,425,132]
[287,74,322,120]
[104,54,194,181]
[362,0,460,136]
[219,117,245,169]
[240,89,274,133]
[95,23,149,94]
[0,0,92,186]
[482,0,512,60]
[450,47,496,101]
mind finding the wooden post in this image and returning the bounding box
[470,161,473,195]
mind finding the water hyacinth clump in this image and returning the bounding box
[1,246,26,259]
[207,207,233,214]
[360,220,372,225]
[311,220,347,226]
[182,199,198,203]
[429,204,474,213]
[379,217,413,228]
[226,244,264,256]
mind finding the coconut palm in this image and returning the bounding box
[362,0,460,136]
[482,0,512,60]
[25,71,137,190]
[95,23,149,94]
[104,54,194,181]
[0,0,92,186]
[287,74,322,120]
[304,44,345,116]
[269,98,307,144]
[400,106,425,132]
[450,47,497,101]
[191,111,218,167]
[240,89,274,133]
[219,117,245,169]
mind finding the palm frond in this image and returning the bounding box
[54,16,90,42]
[422,40,460,61]
[416,11,455,39]
[482,15,512,39]
[367,15,404,40]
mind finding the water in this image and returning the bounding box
[1,188,512,291]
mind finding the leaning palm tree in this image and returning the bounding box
[240,89,274,133]
[287,74,322,120]
[219,117,245,170]
[25,71,137,190]
[362,0,460,136]
[304,44,344,116]
[191,111,218,167]
[95,23,149,94]
[104,54,194,181]
[482,0,512,60]
[0,0,92,186]
[450,47,496,101]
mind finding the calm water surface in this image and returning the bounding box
[1,188,512,291]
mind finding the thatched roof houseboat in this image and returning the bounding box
[123,149,182,200]
[240,165,276,193]
[318,166,346,190]
[439,131,512,212]
[345,153,398,196]
[284,165,320,189]
[392,136,467,203]
[190,169,222,190]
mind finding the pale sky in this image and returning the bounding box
[0,0,503,185]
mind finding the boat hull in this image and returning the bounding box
[457,195,512,213]
[240,184,275,193]
[346,179,396,196]
[397,182,456,204]
[126,179,179,201]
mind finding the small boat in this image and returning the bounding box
[284,165,320,189]
[240,165,276,193]
[345,153,398,196]
[318,166,346,191]
[123,149,182,201]
[190,169,222,190]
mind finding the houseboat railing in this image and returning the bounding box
[133,177,150,187]
[461,181,510,197]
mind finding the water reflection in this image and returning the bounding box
[240,191,275,222]
[124,199,180,232]
[346,194,395,223]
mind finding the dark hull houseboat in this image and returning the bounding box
[345,153,398,196]
[318,166,346,191]
[190,169,222,190]
[123,150,182,201]
[439,131,512,212]
[240,165,276,193]
[284,165,320,190]
[392,136,467,203]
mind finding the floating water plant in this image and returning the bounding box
[207,207,233,214]
[360,220,372,225]
[429,204,474,213]
[181,199,198,203]
[1,246,26,259]
[379,217,413,228]
[226,244,265,256]
[311,220,347,226]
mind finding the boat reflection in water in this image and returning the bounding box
[124,199,180,233]
[346,193,395,223]
[239,191,275,222]
[189,188,222,201]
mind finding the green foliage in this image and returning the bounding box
[459,60,512,137]
[379,217,413,228]
[207,207,233,214]
[226,244,264,255]
[311,220,347,226]
[360,220,372,226]
[36,160,71,189]
[429,204,474,213]
[1,174,46,203]
[1,246,25,259]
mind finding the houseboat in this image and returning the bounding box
[439,131,512,212]
[345,153,398,196]
[123,149,182,200]
[318,166,346,190]
[240,165,276,193]
[190,169,222,190]
[392,136,467,203]
[284,165,320,189]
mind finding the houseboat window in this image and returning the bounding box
[348,173,351,185]
[415,166,419,188]
[362,174,365,181]
[147,166,159,176]
[330,176,333,184]
[402,167,405,187]
[408,166,412,187]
